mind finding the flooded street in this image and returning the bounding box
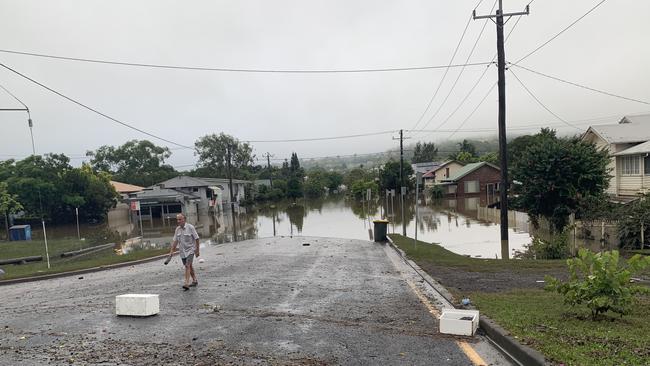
[200,195,532,259]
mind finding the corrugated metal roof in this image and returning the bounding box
[613,141,650,156]
[588,114,650,144]
[443,162,499,182]
[156,176,251,188]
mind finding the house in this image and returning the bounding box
[126,176,252,222]
[581,114,650,199]
[110,181,144,199]
[438,162,501,206]
[422,160,465,189]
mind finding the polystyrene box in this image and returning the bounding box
[115,294,159,316]
[439,309,479,336]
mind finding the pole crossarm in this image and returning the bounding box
[473,5,529,19]
[0,108,28,111]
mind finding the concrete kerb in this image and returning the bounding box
[385,236,549,366]
[0,252,177,286]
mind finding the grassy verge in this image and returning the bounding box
[388,234,565,272]
[473,290,650,366]
[0,239,169,280]
[389,234,650,366]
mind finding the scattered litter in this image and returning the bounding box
[302,243,310,246]
[198,258,205,263]
[461,298,471,306]
[0,268,4,277]
[535,280,545,283]
[78,276,84,280]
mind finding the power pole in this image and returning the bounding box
[474,1,529,259]
[226,144,237,241]
[264,152,274,188]
[393,129,410,236]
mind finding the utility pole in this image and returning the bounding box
[474,0,529,259]
[264,152,274,188]
[226,144,237,241]
[393,129,410,236]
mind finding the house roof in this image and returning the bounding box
[422,160,464,178]
[583,114,650,144]
[443,162,499,182]
[129,187,200,202]
[411,161,443,174]
[110,181,144,193]
[614,140,650,156]
[156,175,251,189]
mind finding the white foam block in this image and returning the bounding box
[439,309,479,336]
[115,294,159,316]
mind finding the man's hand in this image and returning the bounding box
[195,250,200,258]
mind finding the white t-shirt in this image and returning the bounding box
[174,223,199,258]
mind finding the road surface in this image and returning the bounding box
[0,236,512,365]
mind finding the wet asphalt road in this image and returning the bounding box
[0,237,512,365]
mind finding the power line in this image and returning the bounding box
[512,0,608,65]
[0,61,195,149]
[409,13,475,131]
[415,0,498,136]
[448,81,498,139]
[0,81,29,110]
[0,48,494,74]
[419,9,524,140]
[508,68,583,131]
[242,130,396,143]
[510,64,650,106]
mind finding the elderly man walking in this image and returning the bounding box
[169,213,200,291]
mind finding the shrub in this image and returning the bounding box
[545,249,650,320]
[518,228,571,259]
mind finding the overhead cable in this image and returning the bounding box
[511,64,650,106]
[0,49,493,74]
[0,61,194,149]
[512,0,608,65]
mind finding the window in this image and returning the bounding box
[621,156,640,175]
[645,156,650,176]
[445,168,450,177]
[464,180,479,193]
[447,185,457,194]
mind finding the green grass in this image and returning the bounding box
[0,239,169,280]
[388,234,566,272]
[389,234,650,365]
[473,290,650,366]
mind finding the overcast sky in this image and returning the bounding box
[1,0,649,168]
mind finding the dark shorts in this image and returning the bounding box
[181,254,194,267]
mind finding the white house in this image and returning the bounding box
[421,160,465,189]
[581,114,650,199]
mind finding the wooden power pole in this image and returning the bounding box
[473,0,529,259]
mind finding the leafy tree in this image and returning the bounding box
[325,172,343,192]
[379,160,414,191]
[616,194,650,249]
[0,182,23,239]
[350,179,378,200]
[87,140,177,187]
[458,139,477,157]
[343,167,371,188]
[510,129,610,232]
[194,133,255,179]
[412,142,438,163]
[286,176,304,200]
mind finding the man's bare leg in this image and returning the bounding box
[190,264,197,283]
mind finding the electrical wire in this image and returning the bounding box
[0,61,195,149]
[508,68,583,131]
[0,81,29,110]
[415,0,498,135]
[512,0,608,65]
[242,130,396,143]
[409,14,475,131]
[510,64,650,106]
[0,49,493,74]
[448,81,498,139]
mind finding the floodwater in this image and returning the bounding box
[17,195,534,259]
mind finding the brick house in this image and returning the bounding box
[438,162,501,206]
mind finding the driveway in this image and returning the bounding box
[0,236,511,365]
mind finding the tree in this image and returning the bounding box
[412,142,439,163]
[379,160,414,191]
[511,129,610,232]
[194,133,255,179]
[87,140,177,187]
[458,139,477,157]
[0,182,23,239]
[286,176,303,200]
